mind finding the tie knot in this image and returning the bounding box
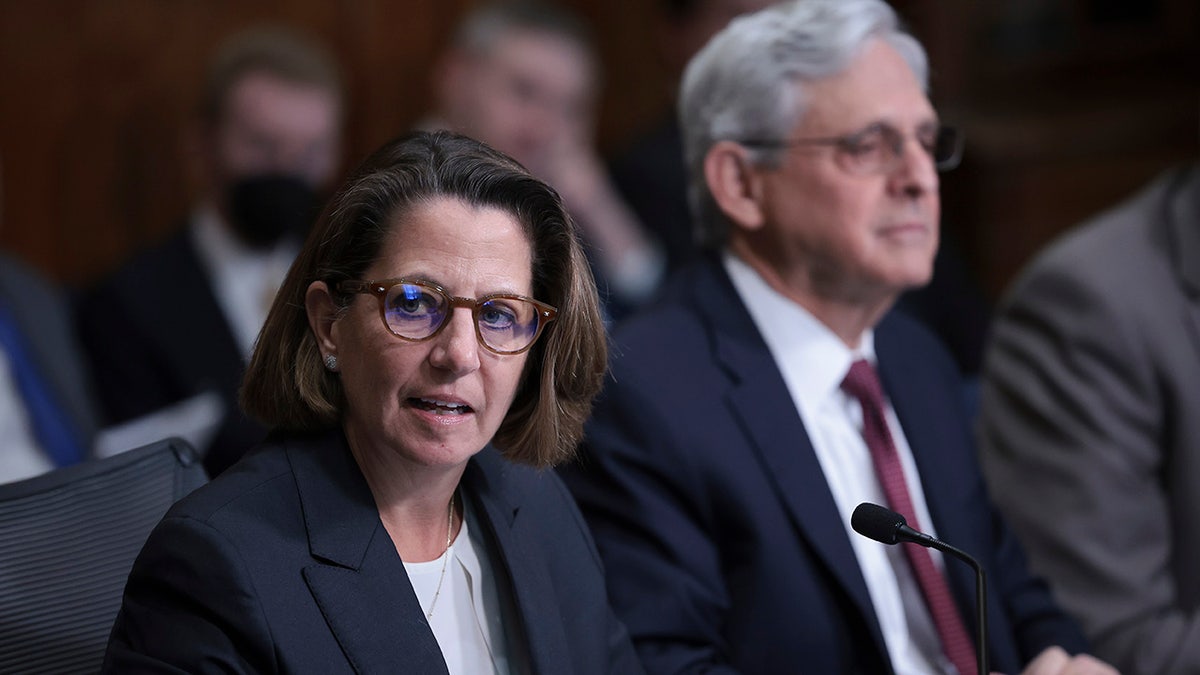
[841,358,884,408]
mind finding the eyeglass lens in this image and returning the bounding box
[384,282,541,353]
[931,126,962,169]
[844,124,961,172]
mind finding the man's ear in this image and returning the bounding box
[703,140,767,232]
[305,281,340,358]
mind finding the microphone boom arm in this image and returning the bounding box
[920,536,987,675]
[853,502,989,675]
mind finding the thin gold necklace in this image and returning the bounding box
[425,492,456,620]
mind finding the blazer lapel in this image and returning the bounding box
[463,450,571,675]
[693,259,884,646]
[290,433,449,675]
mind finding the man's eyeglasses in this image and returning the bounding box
[337,279,558,355]
[738,123,963,175]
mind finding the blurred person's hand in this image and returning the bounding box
[1003,646,1119,675]
[536,124,665,305]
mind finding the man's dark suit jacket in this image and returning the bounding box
[75,229,265,476]
[561,255,1087,674]
[0,254,98,459]
[104,431,644,674]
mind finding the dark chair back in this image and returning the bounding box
[0,438,207,674]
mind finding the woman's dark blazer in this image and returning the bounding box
[103,430,643,674]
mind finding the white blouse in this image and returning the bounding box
[404,501,518,675]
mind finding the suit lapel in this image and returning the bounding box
[158,232,247,393]
[875,321,972,541]
[874,316,986,629]
[290,433,449,675]
[692,259,884,646]
[463,449,570,675]
[114,230,246,398]
[1164,166,1200,364]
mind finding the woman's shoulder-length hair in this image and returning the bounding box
[240,130,608,468]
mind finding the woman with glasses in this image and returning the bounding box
[103,130,643,675]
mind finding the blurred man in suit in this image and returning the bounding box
[979,158,1200,674]
[425,1,663,322]
[76,27,344,477]
[0,161,99,482]
[609,0,771,275]
[562,2,1115,673]
[0,253,100,483]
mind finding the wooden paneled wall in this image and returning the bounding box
[0,1,670,287]
[1,0,1196,300]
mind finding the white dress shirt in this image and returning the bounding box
[190,206,298,360]
[724,252,955,675]
[0,346,53,483]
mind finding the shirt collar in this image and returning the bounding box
[190,202,298,272]
[722,250,876,410]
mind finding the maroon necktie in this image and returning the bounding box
[842,359,977,675]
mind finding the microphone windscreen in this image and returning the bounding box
[851,502,907,545]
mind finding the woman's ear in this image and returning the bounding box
[703,140,767,232]
[305,281,339,358]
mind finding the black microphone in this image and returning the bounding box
[851,502,988,675]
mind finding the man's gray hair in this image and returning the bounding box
[679,0,929,248]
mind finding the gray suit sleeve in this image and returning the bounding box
[978,253,1200,675]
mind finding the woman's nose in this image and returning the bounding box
[428,308,481,375]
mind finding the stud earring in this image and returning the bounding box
[323,354,339,372]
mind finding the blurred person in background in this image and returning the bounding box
[75,26,344,477]
[0,158,100,482]
[425,1,664,323]
[610,0,773,275]
[979,150,1200,673]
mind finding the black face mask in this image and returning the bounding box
[225,174,319,249]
